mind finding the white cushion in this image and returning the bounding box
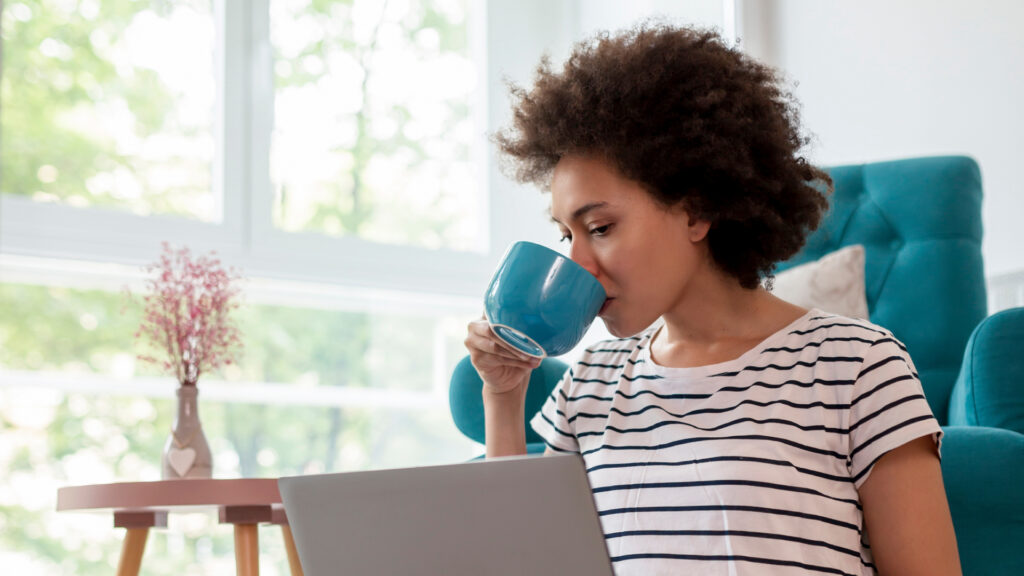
[771,244,869,319]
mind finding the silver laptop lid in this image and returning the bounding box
[279,453,614,575]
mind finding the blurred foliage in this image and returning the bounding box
[270,0,477,249]
[0,0,213,218]
[0,0,477,246]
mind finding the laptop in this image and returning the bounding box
[278,453,615,575]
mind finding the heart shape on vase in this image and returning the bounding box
[168,447,197,477]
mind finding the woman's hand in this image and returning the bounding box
[464,316,541,396]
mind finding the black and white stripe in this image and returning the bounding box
[531,309,941,576]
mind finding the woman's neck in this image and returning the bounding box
[650,272,807,369]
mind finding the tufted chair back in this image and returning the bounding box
[777,156,987,424]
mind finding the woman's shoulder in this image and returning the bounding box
[799,309,897,342]
[780,309,910,365]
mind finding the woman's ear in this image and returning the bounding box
[689,218,711,243]
[668,199,711,243]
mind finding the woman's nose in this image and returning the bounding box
[569,242,600,279]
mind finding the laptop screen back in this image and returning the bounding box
[279,453,614,575]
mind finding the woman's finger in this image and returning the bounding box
[467,320,539,362]
[466,329,541,366]
[466,331,536,364]
[473,353,538,372]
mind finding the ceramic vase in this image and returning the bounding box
[162,385,213,479]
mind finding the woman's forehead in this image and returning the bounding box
[551,157,634,204]
[551,155,625,188]
[548,159,688,225]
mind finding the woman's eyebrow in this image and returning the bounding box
[549,201,610,224]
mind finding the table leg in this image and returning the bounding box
[221,505,274,576]
[112,512,164,576]
[234,523,260,576]
[115,527,149,576]
[281,525,304,576]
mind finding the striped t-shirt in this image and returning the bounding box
[530,309,942,576]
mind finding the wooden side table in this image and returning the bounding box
[57,479,303,576]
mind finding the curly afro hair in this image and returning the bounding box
[494,22,831,289]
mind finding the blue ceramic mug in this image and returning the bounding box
[484,241,607,358]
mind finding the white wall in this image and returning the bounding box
[576,0,726,39]
[741,0,1024,277]
[484,0,577,262]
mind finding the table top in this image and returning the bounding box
[57,478,282,512]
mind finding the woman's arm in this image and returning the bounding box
[858,435,962,575]
[483,382,530,458]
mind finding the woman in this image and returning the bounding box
[464,22,961,576]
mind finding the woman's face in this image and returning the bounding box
[550,155,711,338]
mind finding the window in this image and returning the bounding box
[0,0,495,294]
[1,0,492,572]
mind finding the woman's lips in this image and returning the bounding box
[599,298,614,315]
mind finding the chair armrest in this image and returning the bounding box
[948,307,1024,434]
[939,425,1024,575]
[449,355,569,446]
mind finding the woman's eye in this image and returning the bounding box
[559,233,572,243]
[589,224,611,236]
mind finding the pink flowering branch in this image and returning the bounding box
[133,243,243,386]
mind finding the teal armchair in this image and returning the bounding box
[449,354,568,457]
[449,156,1024,574]
[780,156,987,425]
[776,156,1024,575]
[943,306,1024,574]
